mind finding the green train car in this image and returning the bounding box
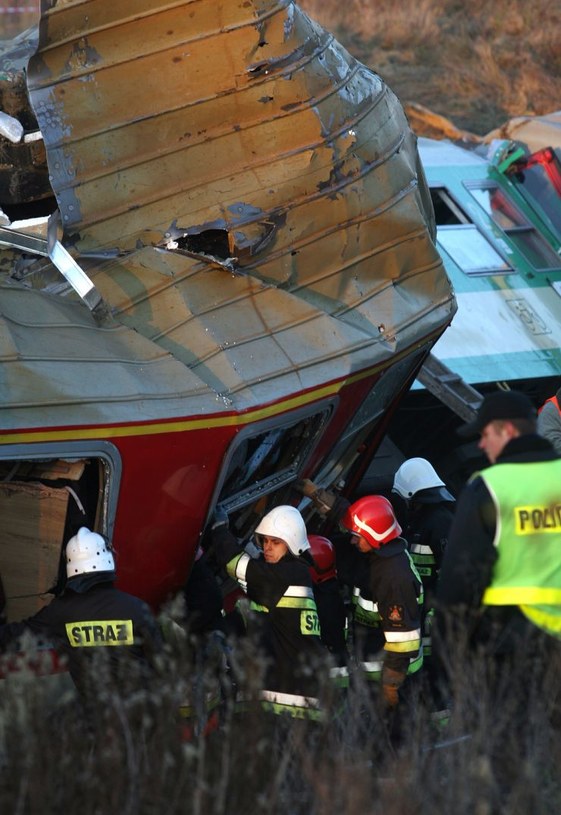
[379,119,561,489]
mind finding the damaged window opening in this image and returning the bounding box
[176,229,232,260]
[468,182,561,273]
[1,196,58,225]
[430,186,513,276]
[216,407,333,535]
[0,443,120,623]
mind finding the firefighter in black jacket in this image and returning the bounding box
[0,527,163,698]
[298,481,423,709]
[392,457,455,694]
[210,505,324,718]
[340,495,424,708]
[307,534,348,668]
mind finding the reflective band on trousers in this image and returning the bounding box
[260,689,320,709]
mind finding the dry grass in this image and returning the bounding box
[3,2,559,135]
[1,625,560,814]
[300,0,561,135]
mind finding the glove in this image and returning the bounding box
[381,667,406,709]
[295,478,318,498]
[210,505,229,532]
[295,479,336,516]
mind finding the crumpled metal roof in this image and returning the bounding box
[0,0,455,430]
[484,110,561,153]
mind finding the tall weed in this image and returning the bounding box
[0,624,560,814]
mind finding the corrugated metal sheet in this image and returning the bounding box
[0,0,455,429]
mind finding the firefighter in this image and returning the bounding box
[392,458,455,683]
[339,495,424,709]
[307,534,348,667]
[0,527,163,699]
[297,481,423,710]
[435,390,561,722]
[210,505,325,719]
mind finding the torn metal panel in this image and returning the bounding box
[0,0,455,431]
[27,1,428,257]
[484,111,561,153]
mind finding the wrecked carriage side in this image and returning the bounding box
[0,0,455,614]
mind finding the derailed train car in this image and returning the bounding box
[380,116,561,491]
[0,0,455,621]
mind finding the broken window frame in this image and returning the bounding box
[0,439,122,542]
[429,186,513,276]
[310,348,429,493]
[465,180,561,273]
[213,401,335,519]
[0,439,121,628]
[505,148,561,238]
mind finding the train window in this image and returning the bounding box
[217,408,332,512]
[430,187,512,276]
[437,225,511,275]
[0,442,120,622]
[310,348,428,491]
[468,184,561,272]
[506,148,561,235]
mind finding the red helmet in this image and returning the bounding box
[307,535,337,584]
[341,495,402,549]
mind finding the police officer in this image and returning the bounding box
[210,505,324,718]
[435,390,561,716]
[0,527,163,697]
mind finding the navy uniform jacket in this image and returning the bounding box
[352,539,423,678]
[211,528,323,697]
[0,576,163,693]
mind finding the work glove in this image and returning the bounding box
[381,666,406,709]
[210,505,229,532]
[295,479,337,516]
[200,506,229,556]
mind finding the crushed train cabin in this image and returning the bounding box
[0,0,455,623]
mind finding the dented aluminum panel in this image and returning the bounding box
[0,0,455,429]
[484,111,561,153]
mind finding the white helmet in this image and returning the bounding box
[392,458,445,499]
[66,527,115,578]
[254,505,310,557]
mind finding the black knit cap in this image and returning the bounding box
[457,390,537,438]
